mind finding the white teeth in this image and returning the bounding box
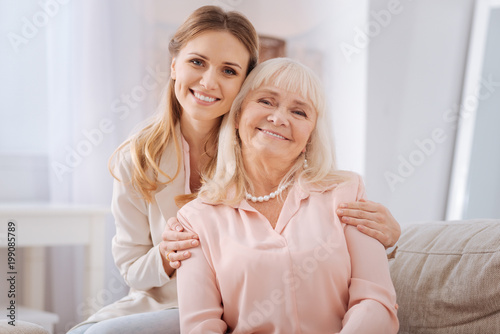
[194,91,216,102]
[262,129,286,139]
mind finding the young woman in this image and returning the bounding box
[68,6,258,334]
[69,5,400,334]
[176,57,399,333]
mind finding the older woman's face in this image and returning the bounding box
[237,85,317,164]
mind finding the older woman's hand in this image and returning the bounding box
[160,217,199,273]
[336,199,401,248]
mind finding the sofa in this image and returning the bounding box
[389,219,500,333]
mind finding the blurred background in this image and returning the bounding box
[0,0,498,333]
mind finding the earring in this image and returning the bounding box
[303,157,309,169]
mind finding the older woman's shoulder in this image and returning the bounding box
[334,170,361,180]
[331,171,366,200]
[177,197,232,233]
[336,170,364,185]
[178,197,228,217]
[309,170,363,193]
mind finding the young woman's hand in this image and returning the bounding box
[160,217,199,273]
[336,199,401,248]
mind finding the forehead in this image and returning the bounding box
[180,31,250,65]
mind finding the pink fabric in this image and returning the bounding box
[177,174,399,334]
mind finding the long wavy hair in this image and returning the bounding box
[109,6,259,203]
[199,58,350,205]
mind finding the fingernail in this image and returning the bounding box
[192,235,199,239]
[183,251,189,256]
[191,240,199,246]
[337,209,343,214]
[342,216,350,222]
[176,225,182,231]
[339,203,347,208]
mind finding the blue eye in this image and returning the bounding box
[293,110,307,117]
[190,59,203,66]
[258,99,272,106]
[223,68,237,76]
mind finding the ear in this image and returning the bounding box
[170,58,177,80]
[302,141,310,153]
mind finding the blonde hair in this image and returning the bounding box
[199,57,349,205]
[109,6,259,202]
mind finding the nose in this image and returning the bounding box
[200,68,218,90]
[267,108,289,127]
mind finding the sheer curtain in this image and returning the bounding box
[45,1,167,332]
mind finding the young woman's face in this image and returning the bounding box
[171,30,250,126]
[237,85,318,165]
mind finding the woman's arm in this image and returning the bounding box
[339,176,399,333]
[176,210,227,334]
[340,225,399,333]
[336,199,401,248]
[111,150,172,290]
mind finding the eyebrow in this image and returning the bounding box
[257,88,310,107]
[187,52,243,69]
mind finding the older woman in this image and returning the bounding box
[176,58,399,333]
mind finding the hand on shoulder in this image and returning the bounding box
[336,198,401,248]
[160,217,199,271]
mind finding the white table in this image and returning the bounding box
[0,203,110,321]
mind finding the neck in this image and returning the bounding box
[180,116,219,155]
[243,155,293,196]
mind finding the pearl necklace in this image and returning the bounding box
[245,182,291,203]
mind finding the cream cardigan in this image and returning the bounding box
[79,127,188,326]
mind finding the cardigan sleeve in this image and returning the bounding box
[176,208,227,334]
[111,149,171,291]
[339,175,399,334]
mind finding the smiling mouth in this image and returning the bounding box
[191,90,219,103]
[259,128,287,140]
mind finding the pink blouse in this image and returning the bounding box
[177,173,399,334]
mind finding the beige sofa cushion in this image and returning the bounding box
[390,219,500,334]
[0,320,49,334]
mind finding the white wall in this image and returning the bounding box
[365,0,475,224]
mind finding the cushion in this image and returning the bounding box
[390,219,500,334]
[0,320,49,334]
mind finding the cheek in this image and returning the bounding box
[174,79,183,99]
[226,80,245,100]
[299,126,315,145]
[237,116,255,141]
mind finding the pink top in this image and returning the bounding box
[177,173,399,334]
